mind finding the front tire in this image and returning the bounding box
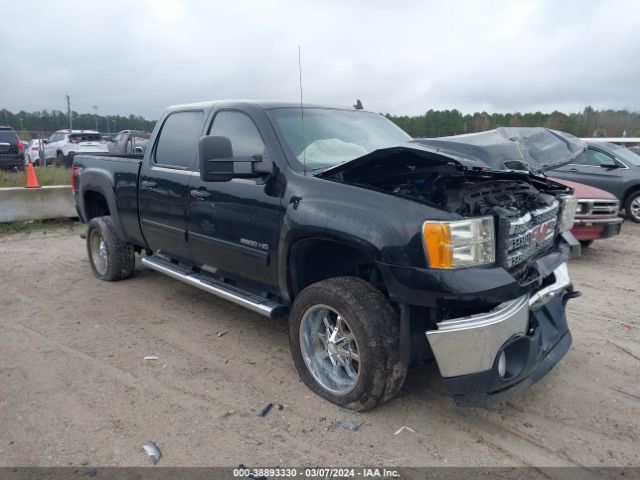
[289,276,406,411]
[87,216,135,281]
[580,240,594,248]
[625,190,640,223]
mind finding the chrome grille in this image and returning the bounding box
[505,201,559,270]
[577,199,619,216]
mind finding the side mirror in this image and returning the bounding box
[600,161,620,169]
[198,135,273,182]
[42,139,49,144]
[134,146,144,154]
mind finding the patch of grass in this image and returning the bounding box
[0,218,80,235]
[0,166,72,188]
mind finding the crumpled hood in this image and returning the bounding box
[412,127,586,173]
[317,127,586,178]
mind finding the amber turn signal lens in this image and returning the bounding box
[422,217,495,269]
[423,223,453,269]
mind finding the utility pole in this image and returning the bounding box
[92,105,98,131]
[66,94,72,129]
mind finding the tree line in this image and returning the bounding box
[386,107,640,138]
[2,106,640,140]
[0,109,156,139]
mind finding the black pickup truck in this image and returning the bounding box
[73,101,582,410]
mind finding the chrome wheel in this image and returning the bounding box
[89,229,108,276]
[631,197,640,221]
[299,304,360,394]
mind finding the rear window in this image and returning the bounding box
[607,143,640,166]
[69,133,101,142]
[0,130,18,143]
[154,111,204,169]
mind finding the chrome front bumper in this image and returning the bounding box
[426,263,571,378]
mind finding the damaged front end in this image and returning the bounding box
[318,129,584,405]
[426,262,579,406]
[319,139,580,281]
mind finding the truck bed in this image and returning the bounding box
[75,152,145,162]
[72,153,145,247]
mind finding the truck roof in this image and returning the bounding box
[55,129,100,134]
[165,100,366,113]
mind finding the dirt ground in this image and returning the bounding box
[0,221,638,470]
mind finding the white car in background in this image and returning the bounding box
[25,139,45,165]
[44,130,109,167]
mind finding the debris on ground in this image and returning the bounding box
[217,331,228,337]
[394,426,416,435]
[523,422,533,429]
[276,403,284,410]
[258,403,273,417]
[318,416,326,422]
[143,356,159,361]
[222,410,235,418]
[333,420,363,432]
[142,441,162,464]
[85,469,97,478]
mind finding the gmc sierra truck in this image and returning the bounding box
[72,101,582,410]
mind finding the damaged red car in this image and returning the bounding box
[549,177,623,248]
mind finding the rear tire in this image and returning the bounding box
[55,151,64,166]
[624,190,640,223]
[289,276,406,411]
[580,240,594,248]
[87,216,135,281]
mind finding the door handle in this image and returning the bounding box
[568,168,579,172]
[140,180,157,189]
[190,189,211,200]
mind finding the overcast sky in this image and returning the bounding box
[1,0,639,119]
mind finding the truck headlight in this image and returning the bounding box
[558,195,578,233]
[422,217,495,269]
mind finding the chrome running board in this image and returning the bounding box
[141,255,288,319]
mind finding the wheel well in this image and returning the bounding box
[289,238,383,297]
[84,190,110,219]
[623,186,640,206]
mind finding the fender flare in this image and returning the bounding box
[79,170,127,240]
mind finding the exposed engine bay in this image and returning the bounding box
[320,150,569,218]
[388,175,559,218]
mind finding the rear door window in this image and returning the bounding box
[154,111,204,169]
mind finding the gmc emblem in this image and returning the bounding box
[531,220,554,246]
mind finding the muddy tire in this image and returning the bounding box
[289,276,406,411]
[86,216,135,281]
